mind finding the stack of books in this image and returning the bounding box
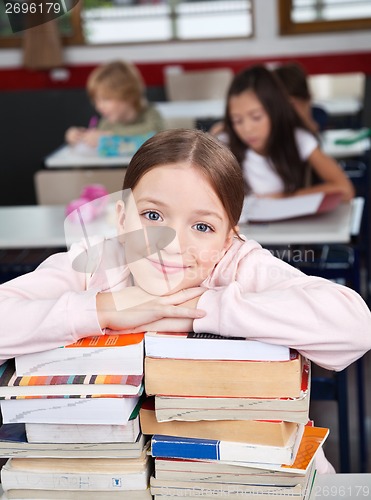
[142,331,329,500]
[0,334,153,500]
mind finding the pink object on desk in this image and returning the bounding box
[65,184,109,223]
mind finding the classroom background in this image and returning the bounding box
[0,0,370,477]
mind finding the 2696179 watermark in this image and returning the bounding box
[1,0,79,32]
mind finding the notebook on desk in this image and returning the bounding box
[239,192,343,223]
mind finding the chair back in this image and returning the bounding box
[164,66,233,101]
[34,169,126,205]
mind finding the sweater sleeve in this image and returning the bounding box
[0,248,103,364]
[194,247,371,371]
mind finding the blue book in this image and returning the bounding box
[98,132,154,157]
[151,429,303,465]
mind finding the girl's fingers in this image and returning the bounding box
[134,317,194,333]
[164,305,206,318]
[163,287,206,305]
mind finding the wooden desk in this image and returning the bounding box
[0,199,362,250]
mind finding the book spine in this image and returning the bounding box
[1,469,148,491]
[151,435,220,460]
[151,435,293,464]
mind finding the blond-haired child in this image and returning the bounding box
[65,60,164,147]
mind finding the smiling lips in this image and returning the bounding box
[147,258,188,274]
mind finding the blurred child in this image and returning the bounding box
[222,65,354,200]
[65,60,164,147]
[273,62,321,135]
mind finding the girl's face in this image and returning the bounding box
[94,96,137,125]
[117,164,235,295]
[229,90,271,154]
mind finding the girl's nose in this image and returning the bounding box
[162,224,188,255]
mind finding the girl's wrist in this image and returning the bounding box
[96,292,110,330]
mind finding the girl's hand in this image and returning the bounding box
[129,295,203,334]
[81,129,104,148]
[96,286,206,333]
[65,127,86,145]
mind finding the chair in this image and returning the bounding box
[309,73,365,101]
[34,169,126,205]
[311,105,329,132]
[309,73,365,128]
[164,66,233,102]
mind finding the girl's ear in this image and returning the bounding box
[223,226,238,251]
[116,200,125,234]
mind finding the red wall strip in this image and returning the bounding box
[1,51,371,91]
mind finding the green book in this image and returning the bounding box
[334,128,371,145]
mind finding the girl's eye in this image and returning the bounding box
[252,113,263,121]
[142,211,162,222]
[193,223,213,233]
[231,118,242,126]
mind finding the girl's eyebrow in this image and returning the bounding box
[136,197,224,222]
[192,209,223,222]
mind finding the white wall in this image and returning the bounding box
[1,0,371,68]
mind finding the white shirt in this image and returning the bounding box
[242,129,318,196]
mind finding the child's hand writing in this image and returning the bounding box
[96,286,206,334]
[81,129,106,148]
[65,127,87,145]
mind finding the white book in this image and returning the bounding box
[1,452,151,492]
[0,425,146,459]
[25,416,140,444]
[1,394,141,425]
[151,425,304,466]
[15,334,144,377]
[239,192,342,223]
[144,331,290,361]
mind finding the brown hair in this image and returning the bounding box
[123,129,244,233]
[224,65,312,194]
[87,60,145,112]
[273,62,311,101]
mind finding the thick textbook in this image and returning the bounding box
[154,458,314,487]
[155,361,310,424]
[0,424,146,458]
[0,360,143,398]
[25,399,141,443]
[15,333,144,376]
[0,450,151,492]
[25,418,140,444]
[149,468,316,500]
[222,425,329,476]
[150,425,304,465]
[144,331,290,361]
[151,426,328,476]
[145,351,303,398]
[0,393,141,425]
[140,397,299,447]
